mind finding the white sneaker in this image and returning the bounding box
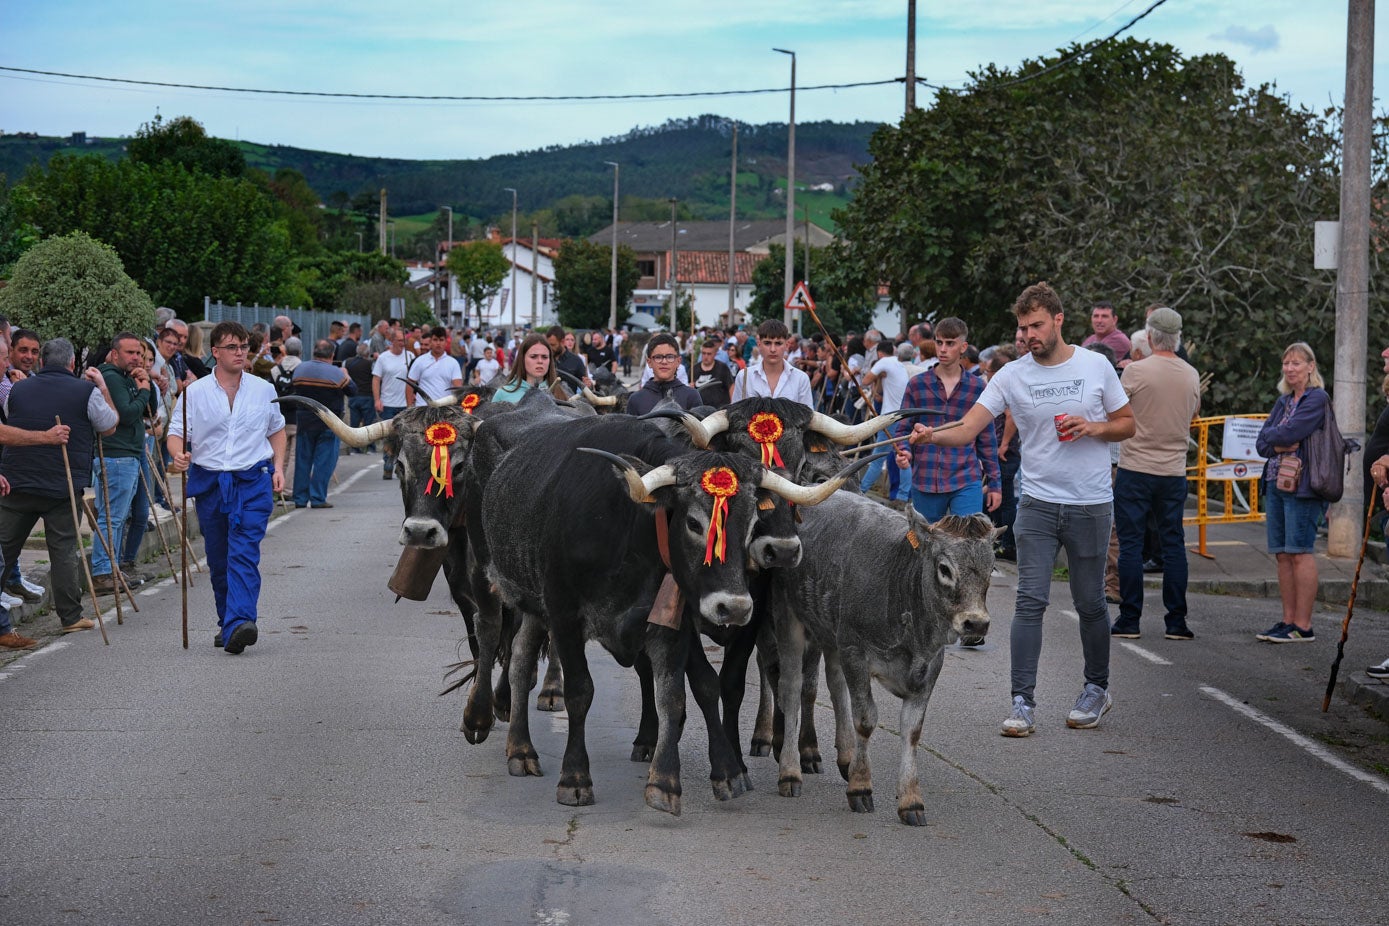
[1001,695,1036,737]
[150,504,175,523]
[1066,683,1113,729]
[0,592,24,610]
[19,577,44,597]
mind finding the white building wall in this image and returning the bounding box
[452,244,557,331]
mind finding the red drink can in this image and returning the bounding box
[1054,413,1075,442]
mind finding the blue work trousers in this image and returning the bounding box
[191,463,274,637]
[90,457,142,577]
[293,428,340,507]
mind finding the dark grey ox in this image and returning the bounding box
[467,408,860,814]
[770,493,998,825]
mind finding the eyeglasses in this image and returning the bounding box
[214,343,249,353]
[648,354,680,362]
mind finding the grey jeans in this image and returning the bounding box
[1011,494,1112,705]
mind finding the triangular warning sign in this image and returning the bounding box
[785,280,815,313]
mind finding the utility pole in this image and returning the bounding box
[905,0,917,112]
[378,188,388,255]
[728,123,738,326]
[504,187,518,333]
[1329,0,1375,558]
[442,205,453,322]
[531,220,539,328]
[669,198,679,333]
[774,48,796,327]
[801,204,810,338]
[605,161,620,330]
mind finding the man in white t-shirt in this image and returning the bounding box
[857,339,911,503]
[371,330,411,479]
[405,330,463,407]
[473,347,501,386]
[904,282,1134,737]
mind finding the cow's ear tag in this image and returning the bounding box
[757,498,776,511]
[905,529,921,550]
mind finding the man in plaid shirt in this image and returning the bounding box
[893,317,1001,521]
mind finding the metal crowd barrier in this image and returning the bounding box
[1185,414,1268,559]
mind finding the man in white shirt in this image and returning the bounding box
[168,321,287,655]
[904,283,1133,737]
[371,329,410,479]
[731,319,814,409]
[405,330,463,406]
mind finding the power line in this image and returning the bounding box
[0,65,898,102]
[917,0,1171,92]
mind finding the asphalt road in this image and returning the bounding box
[3,453,1388,926]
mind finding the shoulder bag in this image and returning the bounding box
[1304,401,1360,502]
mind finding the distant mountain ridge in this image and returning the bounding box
[0,115,881,228]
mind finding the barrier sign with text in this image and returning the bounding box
[1205,461,1265,481]
[1220,417,1267,462]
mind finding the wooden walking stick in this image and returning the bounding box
[147,446,199,577]
[93,436,125,624]
[139,457,179,581]
[56,416,108,645]
[81,496,139,614]
[842,420,965,456]
[1322,492,1379,712]
[180,391,189,649]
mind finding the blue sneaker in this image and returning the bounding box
[1255,621,1290,642]
[1264,624,1315,644]
[1001,695,1035,737]
[1066,683,1113,729]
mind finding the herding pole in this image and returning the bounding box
[1323,493,1378,711]
[57,416,108,645]
[180,392,189,649]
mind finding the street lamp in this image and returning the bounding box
[668,198,680,333]
[605,161,620,331]
[774,47,796,328]
[727,122,738,326]
[503,187,518,333]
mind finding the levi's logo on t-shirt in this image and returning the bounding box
[1028,379,1085,407]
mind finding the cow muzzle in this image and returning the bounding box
[698,591,755,626]
[399,517,449,549]
[952,610,990,640]
[749,535,802,570]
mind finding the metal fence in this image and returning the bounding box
[202,300,373,349]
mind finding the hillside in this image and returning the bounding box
[0,115,881,232]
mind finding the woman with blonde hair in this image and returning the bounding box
[1253,341,1329,643]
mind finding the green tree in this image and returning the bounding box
[0,230,155,348]
[747,243,875,335]
[127,114,247,179]
[0,177,39,278]
[446,241,511,321]
[295,250,408,310]
[337,279,430,325]
[552,238,639,330]
[834,39,1379,414]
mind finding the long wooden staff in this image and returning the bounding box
[81,495,138,613]
[56,416,108,645]
[147,449,199,577]
[180,389,189,649]
[1322,492,1379,712]
[802,300,876,416]
[842,420,965,456]
[94,436,126,624]
[139,456,179,580]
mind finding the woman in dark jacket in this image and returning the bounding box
[1253,341,1328,643]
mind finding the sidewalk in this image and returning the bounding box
[1169,517,1389,718]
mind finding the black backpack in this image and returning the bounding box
[272,363,295,398]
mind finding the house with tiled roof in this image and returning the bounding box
[432,232,563,330]
[588,220,835,329]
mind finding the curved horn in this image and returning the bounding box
[429,392,461,407]
[581,386,619,408]
[577,448,677,503]
[808,407,941,446]
[556,369,584,390]
[758,452,882,506]
[274,395,394,448]
[699,409,730,442]
[637,408,712,448]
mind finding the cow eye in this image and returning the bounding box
[685,516,702,534]
[937,560,956,588]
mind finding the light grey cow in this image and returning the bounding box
[770,494,997,825]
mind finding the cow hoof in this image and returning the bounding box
[847,791,875,813]
[630,743,655,762]
[777,777,802,798]
[462,723,491,745]
[535,692,565,712]
[507,755,542,777]
[748,740,772,758]
[711,773,750,802]
[557,785,595,807]
[643,785,682,816]
[493,703,511,723]
[837,760,851,781]
[898,807,927,826]
[800,756,822,774]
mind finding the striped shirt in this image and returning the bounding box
[892,368,1000,494]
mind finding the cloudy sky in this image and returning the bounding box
[1,1,1382,159]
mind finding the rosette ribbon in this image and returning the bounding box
[699,466,739,565]
[424,422,459,498]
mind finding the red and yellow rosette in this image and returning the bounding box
[424,421,458,498]
[699,466,739,566]
[461,393,481,414]
[747,412,785,469]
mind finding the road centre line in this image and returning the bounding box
[1059,609,1172,666]
[1199,685,1389,796]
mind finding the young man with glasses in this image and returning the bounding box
[625,333,702,416]
[168,322,287,656]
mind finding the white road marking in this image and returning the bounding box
[1059,608,1171,666]
[0,639,72,684]
[1200,685,1389,796]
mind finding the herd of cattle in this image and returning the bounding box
[279,380,1000,827]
